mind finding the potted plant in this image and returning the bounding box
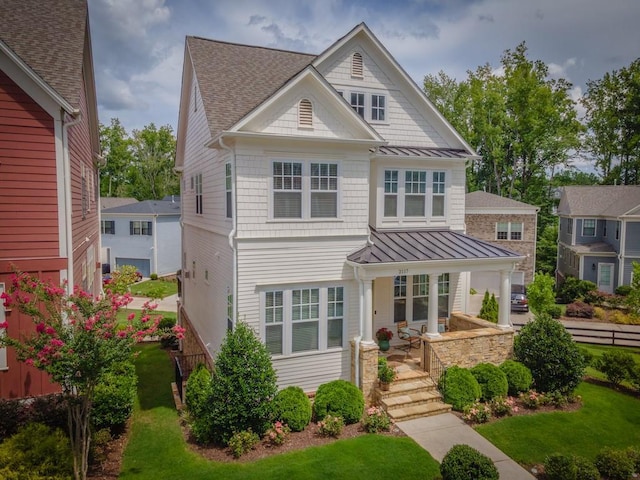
[378,365,396,390]
[376,327,393,352]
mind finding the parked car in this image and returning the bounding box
[510,292,529,313]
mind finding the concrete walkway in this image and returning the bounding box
[398,413,536,479]
[127,293,179,312]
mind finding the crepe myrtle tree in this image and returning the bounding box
[0,271,185,480]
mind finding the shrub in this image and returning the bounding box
[545,453,577,480]
[593,306,608,320]
[184,364,214,443]
[514,314,585,394]
[499,360,533,396]
[595,447,634,480]
[362,406,392,433]
[317,414,344,437]
[579,347,594,367]
[470,363,508,401]
[228,430,259,458]
[527,273,557,315]
[271,386,312,432]
[548,305,563,319]
[0,399,27,440]
[440,444,499,480]
[313,380,364,425]
[519,390,545,409]
[557,277,596,304]
[595,350,636,386]
[90,428,112,464]
[27,394,68,434]
[462,402,491,424]
[0,423,73,479]
[625,446,640,473]
[489,396,517,417]
[583,289,606,305]
[264,421,290,446]
[616,285,632,296]
[150,273,158,280]
[92,361,137,431]
[631,365,640,390]
[439,366,482,411]
[208,322,278,445]
[378,365,397,383]
[566,301,594,318]
[478,290,498,323]
[546,390,569,408]
[575,456,601,480]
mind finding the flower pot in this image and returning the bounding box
[378,339,390,351]
[380,381,391,391]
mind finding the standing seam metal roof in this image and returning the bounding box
[375,145,471,158]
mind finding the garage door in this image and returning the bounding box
[115,258,151,277]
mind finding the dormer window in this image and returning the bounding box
[298,99,313,128]
[351,52,363,78]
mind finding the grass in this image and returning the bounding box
[129,279,178,298]
[115,309,176,325]
[476,381,640,465]
[580,344,640,386]
[121,344,441,479]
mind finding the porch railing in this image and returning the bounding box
[423,341,447,392]
[174,353,207,401]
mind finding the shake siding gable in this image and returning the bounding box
[0,70,59,258]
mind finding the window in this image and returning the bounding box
[192,260,196,280]
[0,283,7,370]
[195,173,203,214]
[497,222,523,240]
[382,168,446,220]
[130,221,152,236]
[264,286,344,355]
[101,220,115,235]
[225,163,232,219]
[567,218,573,234]
[582,218,596,237]
[438,273,450,318]
[412,274,428,321]
[616,221,620,240]
[371,94,385,121]
[273,161,302,218]
[310,163,338,217]
[350,92,365,118]
[298,99,313,127]
[603,221,607,237]
[351,52,363,78]
[393,275,407,322]
[394,274,449,322]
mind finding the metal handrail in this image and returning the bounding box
[423,341,447,391]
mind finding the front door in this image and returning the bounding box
[597,263,614,294]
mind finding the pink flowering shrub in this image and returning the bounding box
[362,405,393,433]
[462,401,491,423]
[317,414,344,437]
[490,396,518,417]
[265,421,291,446]
[519,389,546,409]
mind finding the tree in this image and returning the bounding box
[527,272,556,315]
[626,261,640,316]
[99,118,134,197]
[536,222,559,275]
[0,271,185,480]
[478,290,498,323]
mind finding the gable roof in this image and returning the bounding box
[558,186,640,217]
[465,191,539,213]
[102,199,181,216]
[101,197,139,210]
[187,36,315,138]
[0,0,88,112]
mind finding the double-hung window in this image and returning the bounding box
[273,161,302,218]
[265,291,284,355]
[582,218,596,237]
[384,170,398,217]
[371,94,385,121]
[101,220,115,235]
[497,222,523,240]
[405,171,426,216]
[195,173,203,215]
[393,276,407,322]
[412,275,428,321]
[327,287,344,348]
[350,92,365,118]
[432,172,446,217]
[292,288,320,353]
[225,164,232,219]
[130,221,152,236]
[567,218,573,234]
[310,163,338,218]
[383,169,446,221]
[393,274,449,322]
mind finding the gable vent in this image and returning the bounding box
[351,52,363,78]
[298,99,313,128]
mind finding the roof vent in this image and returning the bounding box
[351,52,363,78]
[298,99,313,128]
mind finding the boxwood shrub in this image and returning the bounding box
[313,380,364,424]
[595,447,635,480]
[440,444,499,480]
[272,386,312,432]
[92,361,137,432]
[470,363,508,401]
[439,366,481,411]
[499,360,533,396]
[545,454,577,480]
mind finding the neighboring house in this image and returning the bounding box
[465,191,539,291]
[0,0,101,398]
[557,185,640,293]
[100,198,181,277]
[175,23,523,393]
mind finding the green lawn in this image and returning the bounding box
[121,344,441,479]
[476,381,640,466]
[129,280,178,299]
[115,310,176,325]
[581,344,640,386]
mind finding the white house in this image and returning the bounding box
[175,23,523,394]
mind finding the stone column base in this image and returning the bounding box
[351,340,379,406]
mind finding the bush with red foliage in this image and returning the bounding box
[566,301,594,319]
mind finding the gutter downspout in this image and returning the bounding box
[62,112,83,294]
[219,136,237,329]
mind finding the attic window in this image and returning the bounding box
[351,52,363,78]
[298,99,313,128]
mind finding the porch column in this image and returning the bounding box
[498,270,511,329]
[426,273,440,337]
[362,279,375,344]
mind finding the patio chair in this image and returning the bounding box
[397,321,421,351]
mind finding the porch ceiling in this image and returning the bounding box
[347,228,523,267]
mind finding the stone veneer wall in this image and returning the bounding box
[351,341,379,406]
[424,313,514,369]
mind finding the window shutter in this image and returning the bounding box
[351,52,363,78]
[130,222,134,235]
[298,99,313,127]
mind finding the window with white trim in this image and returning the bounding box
[412,274,428,321]
[225,163,232,219]
[101,220,115,235]
[371,94,385,121]
[0,283,7,370]
[393,276,407,323]
[130,221,152,236]
[382,169,447,220]
[195,173,203,215]
[567,218,573,234]
[393,274,449,322]
[264,286,345,356]
[272,161,339,220]
[350,92,365,118]
[582,218,596,237]
[497,222,523,241]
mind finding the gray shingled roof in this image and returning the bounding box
[188,36,315,138]
[376,145,471,158]
[101,197,138,210]
[465,191,538,211]
[102,199,180,216]
[558,186,640,217]
[0,0,88,110]
[571,242,616,254]
[347,228,521,264]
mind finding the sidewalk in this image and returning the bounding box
[127,293,179,312]
[398,413,536,480]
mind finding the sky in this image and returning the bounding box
[89,0,640,135]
